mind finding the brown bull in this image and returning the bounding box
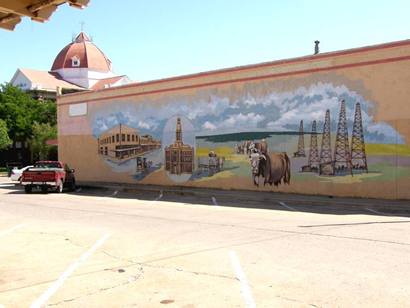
[255,139,268,154]
[248,139,269,155]
[250,151,291,187]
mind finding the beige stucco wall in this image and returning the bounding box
[57,40,410,199]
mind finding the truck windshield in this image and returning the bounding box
[34,162,62,168]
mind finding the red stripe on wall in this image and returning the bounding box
[59,54,410,106]
[60,39,410,100]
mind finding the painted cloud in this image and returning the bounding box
[91,82,404,144]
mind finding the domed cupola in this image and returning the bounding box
[50,32,116,89]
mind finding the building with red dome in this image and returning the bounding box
[10,32,129,99]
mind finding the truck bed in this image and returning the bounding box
[21,168,63,183]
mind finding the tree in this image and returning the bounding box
[0,84,56,142]
[0,119,11,150]
[0,83,57,163]
[30,122,57,161]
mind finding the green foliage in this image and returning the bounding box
[0,83,56,142]
[0,83,57,161]
[0,119,11,150]
[30,122,57,160]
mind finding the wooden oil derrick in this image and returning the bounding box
[333,100,352,175]
[319,109,333,175]
[351,102,368,172]
[294,120,306,157]
[308,120,320,171]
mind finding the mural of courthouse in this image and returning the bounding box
[98,124,161,161]
[165,118,194,175]
[57,39,410,200]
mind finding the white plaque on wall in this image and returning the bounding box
[69,103,87,116]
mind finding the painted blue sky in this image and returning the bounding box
[91,82,404,144]
[1,0,410,84]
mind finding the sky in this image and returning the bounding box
[0,0,409,84]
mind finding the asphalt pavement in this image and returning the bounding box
[0,176,410,307]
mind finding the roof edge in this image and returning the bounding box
[61,37,410,99]
[9,68,23,85]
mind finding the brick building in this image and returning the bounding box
[164,118,194,175]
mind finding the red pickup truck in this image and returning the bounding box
[21,161,76,193]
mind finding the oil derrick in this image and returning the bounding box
[308,120,320,171]
[333,100,352,175]
[351,102,368,172]
[294,120,306,157]
[319,109,333,175]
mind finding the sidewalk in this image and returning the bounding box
[2,173,408,215]
[77,180,410,216]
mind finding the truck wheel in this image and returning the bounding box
[24,185,32,194]
[41,186,48,194]
[57,181,63,193]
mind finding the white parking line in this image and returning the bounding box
[75,187,82,193]
[0,224,25,239]
[279,201,296,211]
[30,233,111,308]
[154,190,163,201]
[365,208,389,216]
[0,183,17,188]
[110,190,118,197]
[211,196,218,206]
[229,251,256,308]
[0,183,16,187]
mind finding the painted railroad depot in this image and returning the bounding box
[57,39,410,199]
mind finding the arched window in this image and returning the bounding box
[71,56,80,67]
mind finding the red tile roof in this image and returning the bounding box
[51,32,112,72]
[91,75,125,90]
[17,68,84,91]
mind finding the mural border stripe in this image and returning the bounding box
[61,39,410,100]
[59,55,410,106]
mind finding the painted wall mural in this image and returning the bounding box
[89,81,409,193]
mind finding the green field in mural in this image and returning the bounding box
[90,82,408,195]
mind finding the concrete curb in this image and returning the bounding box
[77,181,410,213]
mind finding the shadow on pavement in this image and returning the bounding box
[2,177,410,217]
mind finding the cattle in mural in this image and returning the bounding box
[236,140,253,155]
[235,142,245,154]
[250,151,291,187]
[88,80,409,199]
[250,139,269,155]
[236,139,268,155]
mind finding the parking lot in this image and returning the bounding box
[1,177,410,307]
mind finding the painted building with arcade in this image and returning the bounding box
[57,39,410,199]
[97,124,161,162]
